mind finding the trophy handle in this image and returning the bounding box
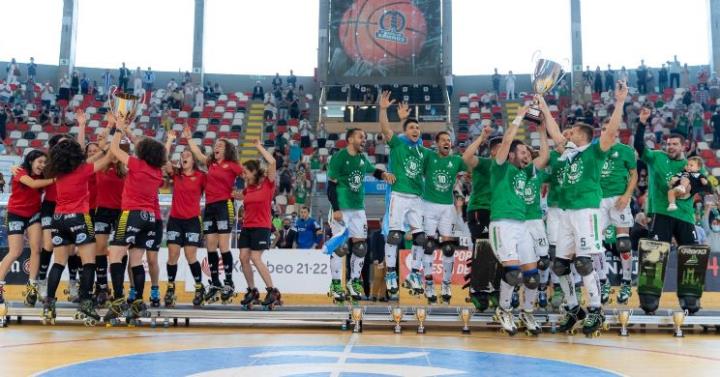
[530,50,542,65]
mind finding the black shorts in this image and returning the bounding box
[238,228,271,251]
[6,212,41,235]
[40,200,56,230]
[203,199,235,234]
[94,207,121,235]
[147,219,164,252]
[51,213,95,247]
[110,210,158,249]
[648,213,698,246]
[167,216,203,247]
[467,209,490,241]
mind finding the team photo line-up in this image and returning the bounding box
[0,80,711,335]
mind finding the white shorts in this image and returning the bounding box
[525,219,549,258]
[388,192,423,232]
[422,201,455,237]
[546,207,563,246]
[342,209,367,239]
[599,196,634,230]
[489,220,537,264]
[556,208,603,259]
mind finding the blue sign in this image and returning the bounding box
[38,345,618,376]
[364,175,387,195]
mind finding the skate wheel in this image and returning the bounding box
[567,329,576,335]
[594,330,601,337]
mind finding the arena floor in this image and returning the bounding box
[2,320,720,376]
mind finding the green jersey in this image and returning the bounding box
[467,157,492,211]
[600,143,637,198]
[545,150,564,208]
[641,148,693,223]
[423,153,467,205]
[387,134,427,196]
[525,168,547,220]
[295,184,307,205]
[490,160,531,221]
[552,142,608,210]
[327,148,376,210]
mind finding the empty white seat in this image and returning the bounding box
[37,132,49,141]
[196,124,208,132]
[172,124,183,132]
[17,139,29,147]
[205,131,217,139]
[219,125,230,133]
[223,112,233,119]
[275,195,287,205]
[198,118,209,125]
[31,124,42,133]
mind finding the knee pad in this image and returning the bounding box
[548,245,556,259]
[351,241,367,258]
[616,236,632,253]
[573,256,594,276]
[502,266,523,287]
[523,269,540,289]
[440,240,456,258]
[424,238,437,255]
[412,232,427,246]
[552,258,571,276]
[537,255,551,271]
[333,245,349,257]
[386,231,404,246]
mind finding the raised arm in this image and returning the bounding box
[462,125,492,169]
[183,125,208,165]
[19,175,55,189]
[599,80,629,151]
[255,139,275,182]
[615,168,638,210]
[165,130,176,161]
[378,90,395,142]
[76,109,86,145]
[109,119,130,165]
[536,95,565,147]
[92,150,113,173]
[496,118,520,166]
[634,107,652,156]
[533,123,550,169]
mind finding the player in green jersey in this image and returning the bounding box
[420,131,468,304]
[326,128,394,303]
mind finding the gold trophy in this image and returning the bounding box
[672,311,686,337]
[524,51,566,124]
[392,307,403,334]
[617,310,631,337]
[351,307,363,333]
[415,307,427,334]
[108,86,145,123]
[460,308,472,334]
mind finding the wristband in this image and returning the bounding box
[512,115,523,127]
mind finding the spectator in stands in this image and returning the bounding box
[317,121,327,148]
[273,150,285,169]
[691,111,705,142]
[604,64,615,92]
[618,66,629,83]
[0,105,8,140]
[213,82,224,96]
[658,64,668,92]
[651,114,664,143]
[675,112,689,137]
[132,67,143,95]
[166,78,178,94]
[5,58,19,84]
[492,68,501,94]
[702,201,720,252]
[698,67,710,90]
[41,83,54,109]
[594,66,603,93]
[263,100,276,121]
[583,104,594,125]
[278,164,293,195]
[58,73,71,101]
[12,103,26,124]
[668,55,682,88]
[299,119,311,148]
[294,206,321,249]
[80,73,89,95]
[26,57,37,80]
[636,60,648,94]
[294,175,309,207]
[0,84,11,104]
[183,84,194,108]
[289,141,301,167]
[252,81,264,100]
[681,63,690,88]
[118,62,130,92]
[101,69,113,98]
[645,67,655,93]
[70,70,80,96]
[0,172,4,193]
[712,108,720,148]
[143,67,155,92]
[149,103,161,131]
[274,217,296,249]
[469,121,483,141]
[183,71,192,85]
[444,72,454,98]
[505,70,516,100]
[278,96,289,120]
[169,88,183,110]
[272,73,282,91]
[287,70,297,89]
[194,87,204,108]
[709,73,720,99]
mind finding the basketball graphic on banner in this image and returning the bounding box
[338,0,427,66]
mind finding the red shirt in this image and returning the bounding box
[242,177,275,229]
[170,170,207,219]
[205,161,243,204]
[88,172,98,210]
[55,163,94,214]
[95,166,125,209]
[121,157,163,212]
[43,182,57,202]
[8,168,43,217]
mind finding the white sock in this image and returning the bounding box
[523,287,538,311]
[592,253,607,281]
[620,251,632,282]
[540,269,550,287]
[350,254,364,280]
[551,271,560,284]
[330,255,343,280]
[412,245,424,271]
[559,274,578,308]
[385,244,398,269]
[442,255,454,283]
[583,271,602,308]
[571,264,582,285]
[499,280,514,310]
[422,253,434,278]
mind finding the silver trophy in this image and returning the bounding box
[524,52,566,124]
[108,86,145,123]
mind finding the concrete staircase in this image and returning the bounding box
[239,102,264,162]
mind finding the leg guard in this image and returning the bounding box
[616,236,631,253]
[351,241,367,258]
[537,255,551,271]
[523,269,541,289]
[440,240,456,258]
[424,238,437,255]
[386,230,404,246]
[334,246,349,257]
[502,266,523,287]
[412,232,427,247]
[552,258,571,277]
[573,256,594,276]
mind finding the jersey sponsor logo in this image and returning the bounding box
[95,222,109,233]
[146,240,155,249]
[348,170,363,192]
[52,236,63,246]
[565,159,585,184]
[167,231,180,241]
[8,221,24,232]
[217,221,229,230]
[42,217,52,227]
[75,233,87,244]
[187,233,200,243]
